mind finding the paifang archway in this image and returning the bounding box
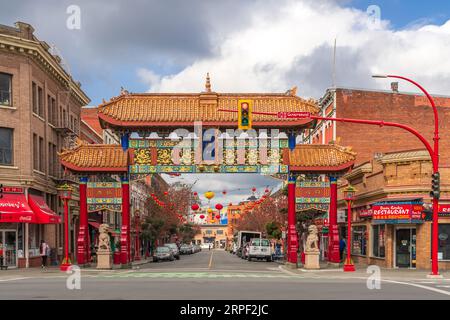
[59,77,356,267]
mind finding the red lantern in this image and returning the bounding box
[265,188,269,193]
[216,215,221,219]
[222,190,227,195]
[193,192,198,196]
[200,215,205,219]
[150,193,155,197]
[215,203,223,211]
[229,202,233,206]
[252,187,256,192]
[164,191,168,196]
[191,203,200,211]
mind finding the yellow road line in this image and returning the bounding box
[208,250,214,269]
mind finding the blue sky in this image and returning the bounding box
[347,0,450,29]
[3,1,450,200]
[2,1,450,105]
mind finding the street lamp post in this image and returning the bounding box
[343,185,356,272]
[58,184,73,272]
[373,74,440,276]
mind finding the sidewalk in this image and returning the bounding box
[280,263,450,281]
[0,258,153,278]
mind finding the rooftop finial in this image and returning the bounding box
[205,73,211,92]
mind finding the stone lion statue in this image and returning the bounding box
[305,225,319,252]
[98,224,111,252]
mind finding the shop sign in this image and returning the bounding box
[372,204,423,220]
[439,204,450,216]
[337,210,346,223]
[359,208,373,218]
[2,187,24,194]
[296,182,330,204]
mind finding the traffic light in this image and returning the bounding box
[422,209,433,221]
[0,184,3,199]
[238,100,252,130]
[430,172,440,199]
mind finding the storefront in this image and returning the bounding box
[343,200,427,269]
[0,187,61,268]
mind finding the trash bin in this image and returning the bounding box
[113,251,121,264]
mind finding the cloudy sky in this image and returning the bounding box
[3,0,450,204]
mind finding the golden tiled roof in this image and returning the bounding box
[97,88,320,128]
[59,140,127,172]
[286,144,356,171]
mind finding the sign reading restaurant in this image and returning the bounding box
[372,204,423,220]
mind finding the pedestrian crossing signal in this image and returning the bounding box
[238,100,252,130]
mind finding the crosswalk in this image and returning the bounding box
[90,271,302,280]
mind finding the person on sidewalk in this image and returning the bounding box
[339,237,346,262]
[0,242,3,267]
[39,240,49,269]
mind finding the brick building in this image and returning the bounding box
[0,22,89,267]
[302,86,450,269]
[340,149,450,270]
[304,86,450,165]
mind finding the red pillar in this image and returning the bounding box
[287,173,298,265]
[76,176,89,265]
[328,176,341,263]
[121,176,130,265]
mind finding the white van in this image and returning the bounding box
[247,238,272,262]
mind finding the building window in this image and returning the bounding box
[33,134,38,170]
[205,230,212,235]
[39,137,44,172]
[32,82,37,113]
[372,225,385,258]
[351,226,367,256]
[438,224,450,260]
[0,73,12,106]
[38,87,44,118]
[0,127,13,165]
[47,95,56,125]
[217,230,223,235]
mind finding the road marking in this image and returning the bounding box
[382,279,450,296]
[0,277,30,282]
[208,250,214,269]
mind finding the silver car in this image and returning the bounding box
[153,246,174,262]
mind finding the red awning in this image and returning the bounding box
[0,193,36,223]
[28,195,61,224]
[88,221,101,229]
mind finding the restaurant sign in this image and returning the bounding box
[439,204,450,216]
[372,203,423,220]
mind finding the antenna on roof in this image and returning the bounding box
[332,38,337,88]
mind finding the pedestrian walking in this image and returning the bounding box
[339,237,346,262]
[0,242,3,267]
[40,240,49,269]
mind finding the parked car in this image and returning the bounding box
[153,246,174,262]
[180,244,193,255]
[193,244,201,253]
[247,238,272,262]
[165,243,180,260]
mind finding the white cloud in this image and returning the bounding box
[138,0,450,97]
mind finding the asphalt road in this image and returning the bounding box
[0,249,449,300]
